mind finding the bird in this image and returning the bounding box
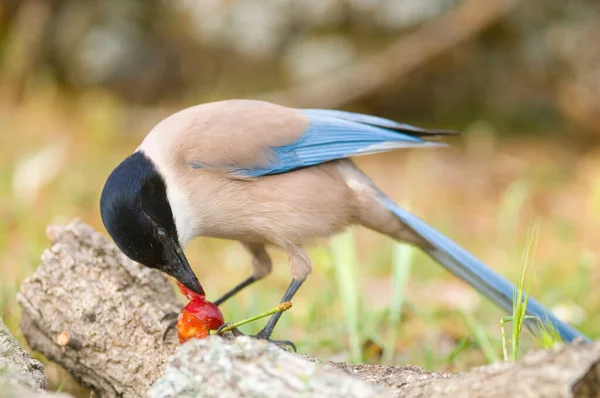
[100,99,588,346]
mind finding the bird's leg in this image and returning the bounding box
[252,244,310,350]
[213,243,272,306]
[214,276,257,306]
[255,278,303,341]
[213,279,303,351]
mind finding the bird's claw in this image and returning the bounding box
[160,311,179,342]
[260,338,297,352]
[216,323,296,352]
[255,329,297,351]
[215,322,245,337]
[161,311,179,323]
[162,316,296,352]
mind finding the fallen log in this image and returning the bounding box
[17,220,181,397]
[16,220,600,397]
[1,316,70,397]
[151,336,600,398]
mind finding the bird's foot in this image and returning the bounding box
[216,323,296,352]
[255,336,297,352]
[215,322,246,338]
[160,312,179,342]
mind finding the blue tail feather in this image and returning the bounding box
[380,196,589,343]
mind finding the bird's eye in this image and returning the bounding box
[156,227,168,242]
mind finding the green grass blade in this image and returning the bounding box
[383,240,414,364]
[56,379,67,393]
[461,312,500,363]
[511,219,539,361]
[532,315,563,348]
[330,228,362,363]
[444,337,472,366]
[500,316,512,361]
[497,180,530,243]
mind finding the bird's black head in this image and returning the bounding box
[100,151,204,295]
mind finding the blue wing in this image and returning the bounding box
[236,109,454,177]
[302,109,457,136]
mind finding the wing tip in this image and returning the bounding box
[301,109,460,138]
[403,128,461,138]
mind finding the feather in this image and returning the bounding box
[302,109,459,137]
[236,112,445,177]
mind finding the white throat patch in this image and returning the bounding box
[164,175,195,246]
[137,145,196,247]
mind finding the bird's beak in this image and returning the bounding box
[170,243,205,295]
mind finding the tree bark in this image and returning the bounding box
[17,220,182,397]
[1,316,70,397]
[16,220,600,397]
[151,336,600,398]
[1,316,46,390]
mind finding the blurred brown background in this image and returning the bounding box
[1,0,600,394]
[2,0,599,135]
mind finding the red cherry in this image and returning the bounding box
[183,297,224,331]
[176,292,225,343]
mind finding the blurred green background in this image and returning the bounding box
[1,0,600,395]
